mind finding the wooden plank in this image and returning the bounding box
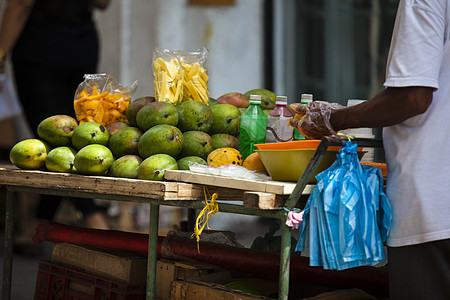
[175,184,244,201]
[0,162,245,202]
[165,170,314,195]
[0,163,163,199]
[0,163,308,206]
[51,243,147,284]
[170,280,272,300]
[243,191,287,210]
[0,163,183,200]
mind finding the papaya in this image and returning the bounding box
[207,147,243,168]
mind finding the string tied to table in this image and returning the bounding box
[192,186,219,253]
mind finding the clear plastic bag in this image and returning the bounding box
[188,162,271,181]
[73,74,138,125]
[153,47,209,105]
[289,101,343,140]
[295,141,392,270]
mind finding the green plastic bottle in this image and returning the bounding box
[293,93,313,140]
[239,95,267,160]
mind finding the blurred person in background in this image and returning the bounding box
[292,0,450,299]
[0,0,111,251]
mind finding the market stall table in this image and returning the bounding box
[0,165,305,299]
[0,137,384,300]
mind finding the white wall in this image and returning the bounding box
[95,0,264,100]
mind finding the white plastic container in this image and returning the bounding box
[343,99,375,162]
[344,99,374,138]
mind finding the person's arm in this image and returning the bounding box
[330,86,433,131]
[0,0,35,62]
[91,0,110,10]
[290,86,434,140]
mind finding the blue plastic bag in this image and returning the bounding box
[295,141,392,270]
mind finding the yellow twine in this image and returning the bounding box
[191,186,219,253]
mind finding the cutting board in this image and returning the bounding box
[164,170,314,195]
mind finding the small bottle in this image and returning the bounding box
[293,93,313,140]
[239,95,267,160]
[266,96,293,143]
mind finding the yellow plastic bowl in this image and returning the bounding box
[256,149,339,183]
[255,140,333,150]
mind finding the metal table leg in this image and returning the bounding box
[2,190,14,300]
[146,203,160,300]
[187,208,196,232]
[278,222,291,300]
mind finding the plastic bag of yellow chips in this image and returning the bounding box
[73,74,138,125]
[153,48,209,105]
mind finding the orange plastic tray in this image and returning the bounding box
[255,140,343,151]
[361,162,387,178]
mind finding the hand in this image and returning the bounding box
[289,101,340,140]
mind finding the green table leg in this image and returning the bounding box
[187,208,196,232]
[2,190,14,300]
[278,222,291,300]
[146,204,159,300]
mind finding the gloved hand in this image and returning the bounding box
[289,101,342,140]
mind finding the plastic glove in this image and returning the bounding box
[289,101,342,140]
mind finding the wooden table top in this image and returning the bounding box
[0,162,310,209]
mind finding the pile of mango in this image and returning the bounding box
[9,89,276,181]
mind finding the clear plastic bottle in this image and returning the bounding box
[265,96,293,143]
[239,95,267,160]
[293,93,313,140]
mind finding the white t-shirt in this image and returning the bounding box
[383,0,450,247]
